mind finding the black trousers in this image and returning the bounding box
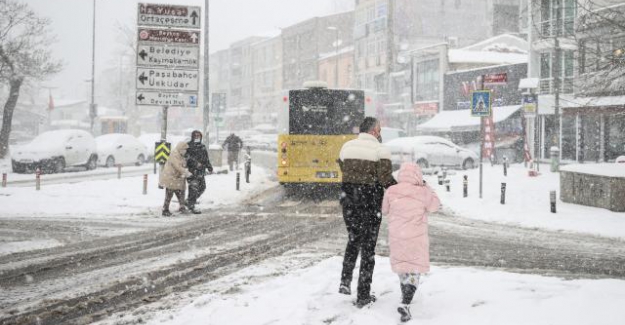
[340,183,383,301]
[186,176,206,207]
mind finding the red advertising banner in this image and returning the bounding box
[482,116,495,159]
[483,73,508,85]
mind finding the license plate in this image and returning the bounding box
[316,171,338,179]
[20,159,33,163]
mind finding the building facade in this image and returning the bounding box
[282,11,354,90]
[251,36,283,127]
[353,0,521,129]
[318,47,354,88]
[529,0,625,163]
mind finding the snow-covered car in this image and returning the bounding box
[384,136,478,170]
[96,134,149,167]
[381,127,407,143]
[11,129,98,173]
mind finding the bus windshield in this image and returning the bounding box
[289,88,364,135]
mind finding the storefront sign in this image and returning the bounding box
[484,73,508,86]
[522,94,537,117]
[414,102,438,116]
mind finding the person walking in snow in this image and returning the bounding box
[185,130,213,214]
[337,117,397,308]
[222,133,243,171]
[382,162,440,322]
[159,142,192,217]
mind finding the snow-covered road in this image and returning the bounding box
[2,185,624,324]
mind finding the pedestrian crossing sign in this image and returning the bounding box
[471,90,492,117]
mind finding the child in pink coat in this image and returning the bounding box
[382,162,440,322]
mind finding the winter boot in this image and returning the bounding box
[187,204,201,214]
[339,283,351,295]
[354,294,376,309]
[178,206,189,214]
[397,304,411,322]
[162,209,172,217]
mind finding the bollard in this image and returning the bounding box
[501,182,507,204]
[463,175,468,198]
[36,168,41,191]
[445,179,450,192]
[2,173,6,187]
[143,174,148,195]
[438,174,443,185]
[245,163,250,183]
[236,172,240,191]
[503,156,508,177]
[550,190,557,213]
[117,164,122,179]
[442,168,447,180]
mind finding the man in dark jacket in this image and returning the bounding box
[185,130,213,214]
[222,133,243,171]
[337,117,397,308]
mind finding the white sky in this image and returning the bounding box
[23,0,353,99]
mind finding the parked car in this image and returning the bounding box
[11,129,98,173]
[381,127,407,143]
[96,134,149,167]
[384,136,479,170]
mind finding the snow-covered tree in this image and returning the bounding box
[0,0,61,158]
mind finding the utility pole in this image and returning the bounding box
[203,0,210,145]
[90,0,97,133]
[334,28,339,88]
[327,26,339,87]
[386,0,394,97]
[553,0,562,161]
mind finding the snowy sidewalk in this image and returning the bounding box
[425,163,625,239]
[143,255,625,325]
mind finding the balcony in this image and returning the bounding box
[539,18,575,38]
[539,77,575,94]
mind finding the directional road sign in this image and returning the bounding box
[138,3,201,29]
[136,67,199,92]
[137,28,200,46]
[136,43,199,69]
[137,91,198,107]
[154,141,171,164]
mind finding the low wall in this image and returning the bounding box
[560,164,625,212]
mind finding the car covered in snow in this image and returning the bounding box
[384,136,479,170]
[380,127,407,143]
[11,129,98,173]
[96,134,149,167]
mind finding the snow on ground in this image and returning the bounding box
[0,165,272,218]
[425,163,625,239]
[0,165,274,254]
[145,256,625,325]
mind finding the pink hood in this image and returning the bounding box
[397,162,423,186]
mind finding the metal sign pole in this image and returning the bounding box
[160,105,168,174]
[161,105,168,142]
[479,75,485,199]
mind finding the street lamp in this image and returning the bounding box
[327,26,339,88]
[90,0,97,133]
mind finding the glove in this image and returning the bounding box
[207,166,214,174]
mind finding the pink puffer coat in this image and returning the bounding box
[382,162,440,274]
